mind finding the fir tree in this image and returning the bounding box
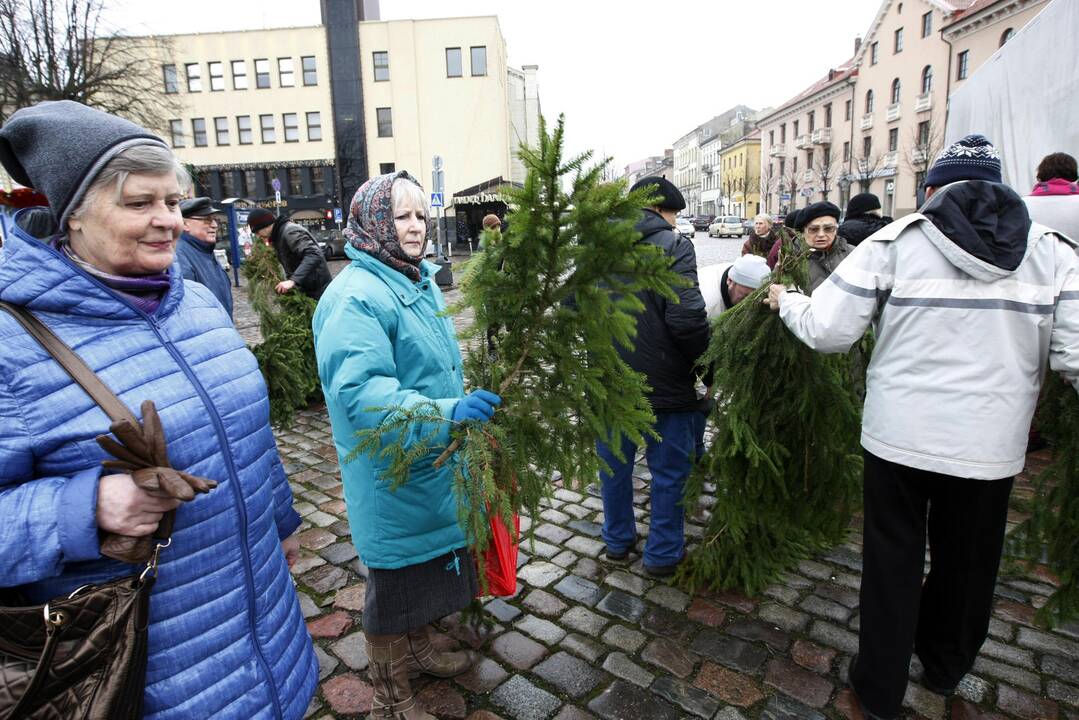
[242,239,322,427]
[352,115,684,581]
[1007,374,1079,626]
[677,236,864,596]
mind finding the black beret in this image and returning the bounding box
[846,192,881,216]
[630,176,686,211]
[786,209,804,230]
[799,202,841,229]
[180,197,216,218]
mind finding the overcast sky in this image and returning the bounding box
[104,0,874,172]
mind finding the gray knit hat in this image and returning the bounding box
[0,100,168,230]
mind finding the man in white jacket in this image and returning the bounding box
[766,134,1079,720]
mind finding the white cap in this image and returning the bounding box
[728,254,771,289]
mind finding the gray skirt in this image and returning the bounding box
[363,547,479,634]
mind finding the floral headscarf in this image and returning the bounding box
[344,171,434,282]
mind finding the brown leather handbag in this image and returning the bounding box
[0,301,210,720]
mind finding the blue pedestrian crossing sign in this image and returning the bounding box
[430,192,444,208]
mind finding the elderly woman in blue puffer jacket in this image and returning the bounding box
[0,101,317,718]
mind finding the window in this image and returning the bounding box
[311,168,325,195]
[824,103,832,128]
[806,150,814,169]
[865,89,875,114]
[288,167,303,195]
[220,171,235,199]
[379,162,396,175]
[169,119,184,147]
[862,136,872,158]
[921,65,933,95]
[185,63,202,92]
[208,62,224,91]
[890,78,901,105]
[956,50,969,80]
[1000,28,1014,46]
[255,58,270,89]
[242,170,256,196]
[779,158,786,176]
[780,123,786,143]
[262,169,275,194]
[894,28,904,53]
[470,46,487,76]
[843,141,851,162]
[769,130,775,145]
[888,128,899,152]
[302,56,317,85]
[446,47,462,77]
[192,118,207,147]
[845,99,852,121]
[376,107,393,137]
[870,42,879,65]
[917,120,930,147]
[231,60,247,90]
[372,51,389,81]
[282,113,299,142]
[214,117,229,145]
[793,156,798,173]
[163,64,178,93]
[237,115,252,145]
[793,120,799,137]
[278,58,294,87]
[808,111,815,133]
[921,11,932,37]
[260,114,275,143]
[306,111,322,141]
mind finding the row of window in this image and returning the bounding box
[370,45,487,82]
[769,117,934,180]
[201,166,329,199]
[163,56,318,93]
[169,112,322,148]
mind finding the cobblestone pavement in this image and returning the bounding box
[231,267,1079,720]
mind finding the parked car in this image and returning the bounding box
[742,219,755,234]
[675,218,695,239]
[692,214,715,231]
[313,228,347,259]
[708,216,745,238]
[773,214,787,227]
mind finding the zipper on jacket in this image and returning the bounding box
[144,314,285,720]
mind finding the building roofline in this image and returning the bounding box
[756,64,857,125]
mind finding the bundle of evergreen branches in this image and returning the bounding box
[677,237,863,596]
[1007,373,1079,626]
[242,239,322,427]
[352,115,684,578]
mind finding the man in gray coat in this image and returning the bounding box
[767,135,1079,719]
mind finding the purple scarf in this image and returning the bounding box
[344,171,434,282]
[52,237,172,314]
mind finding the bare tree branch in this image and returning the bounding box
[0,0,178,131]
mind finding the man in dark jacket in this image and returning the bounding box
[598,176,711,577]
[247,208,332,300]
[839,192,893,246]
[176,197,233,318]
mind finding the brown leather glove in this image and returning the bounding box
[95,400,217,564]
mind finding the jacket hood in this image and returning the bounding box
[0,219,185,318]
[1030,178,1079,197]
[636,209,675,238]
[920,180,1031,277]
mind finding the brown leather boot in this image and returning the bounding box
[405,624,474,678]
[365,633,435,720]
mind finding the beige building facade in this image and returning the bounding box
[757,0,1048,219]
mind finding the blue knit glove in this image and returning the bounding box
[452,389,502,423]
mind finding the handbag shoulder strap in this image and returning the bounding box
[0,301,139,428]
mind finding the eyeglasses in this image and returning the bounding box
[805,224,838,235]
[190,216,218,225]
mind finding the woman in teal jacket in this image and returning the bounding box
[313,171,500,720]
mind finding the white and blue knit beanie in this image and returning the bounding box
[924,134,1002,187]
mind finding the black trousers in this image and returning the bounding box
[851,451,1013,718]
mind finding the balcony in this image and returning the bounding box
[884,151,898,167]
[915,93,932,112]
[702,163,713,174]
[887,103,901,122]
[811,128,833,145]
[794,134,812,149]
[909,147,929,164]
[860,113,874,130]
[769,144,786,157]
